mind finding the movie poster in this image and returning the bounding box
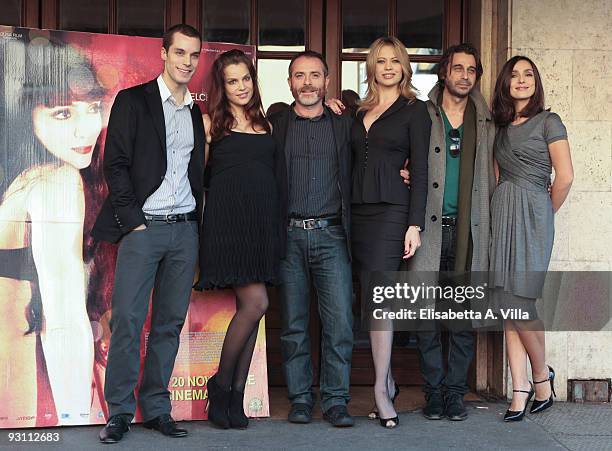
[0,26,269,428]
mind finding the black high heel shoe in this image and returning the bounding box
[379,414,399,429]
[503,384,534,422]
[530,365,556,414]
[368,383,400,420]
[206,374,231,429]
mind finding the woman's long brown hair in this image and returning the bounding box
[208,49,270,140]
[492,55,545,127]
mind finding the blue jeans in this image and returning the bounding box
[279,225,354,412]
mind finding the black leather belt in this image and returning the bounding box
[442,216,457,227]
[288,216,342,230]
[144,211,198,223]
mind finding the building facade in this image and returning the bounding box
[2,0,610,400]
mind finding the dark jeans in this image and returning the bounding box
[416,223,475,398]
[104,220,198,421]
[279,225,354,412]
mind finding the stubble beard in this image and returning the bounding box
[445,79,473,99]
[292,86,325,107]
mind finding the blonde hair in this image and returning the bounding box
[359,36,417,111]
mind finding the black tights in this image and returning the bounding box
[216,283,268,393]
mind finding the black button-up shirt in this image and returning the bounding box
[286,108,341,218]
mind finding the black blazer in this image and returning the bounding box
[351,96,430,229]
[92,79,205,243]
[269,105,353,260]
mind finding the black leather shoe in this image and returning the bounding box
[99,415,130,444]
[422,393,444,420]
[288,403,312,424]
[323,405,354,427]
[444,394,468,421]
[143,414,188,437]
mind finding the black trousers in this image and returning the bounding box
[416,223,475,397]
[104,220,198,421]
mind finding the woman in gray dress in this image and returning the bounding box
[490,56,573,422]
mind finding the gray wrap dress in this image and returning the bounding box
[489,110,567,315]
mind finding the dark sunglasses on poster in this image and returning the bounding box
[449,128,461,157]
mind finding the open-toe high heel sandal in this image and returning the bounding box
[368,383,400,420]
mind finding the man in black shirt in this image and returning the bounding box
[269,51,355,427]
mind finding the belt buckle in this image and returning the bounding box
[442,216,455,227]
[302,218,316,230]
[165,214,178,223]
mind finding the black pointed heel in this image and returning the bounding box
[369,383,400,420]
[530,365,556,414]
[379,415,399,429]
[503,384,534,422]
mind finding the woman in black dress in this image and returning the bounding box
[195,49,280,429]
[351,36,430,428]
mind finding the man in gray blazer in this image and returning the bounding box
[404,43,496,421]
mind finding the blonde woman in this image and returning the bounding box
[350,36,430,428]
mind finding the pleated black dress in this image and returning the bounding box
[195,131,280,290]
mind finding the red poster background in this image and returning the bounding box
[0,26,268,429]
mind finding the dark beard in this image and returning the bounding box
[445,80,472,98]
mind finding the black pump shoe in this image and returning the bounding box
[530,365,556,414]
[503,384,534,422]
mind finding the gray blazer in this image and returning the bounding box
[405,84,496,272]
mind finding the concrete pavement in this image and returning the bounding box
[1,401,610,450]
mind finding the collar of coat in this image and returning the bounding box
[427,83,492,121]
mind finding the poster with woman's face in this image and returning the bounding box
[0,26,268,429]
